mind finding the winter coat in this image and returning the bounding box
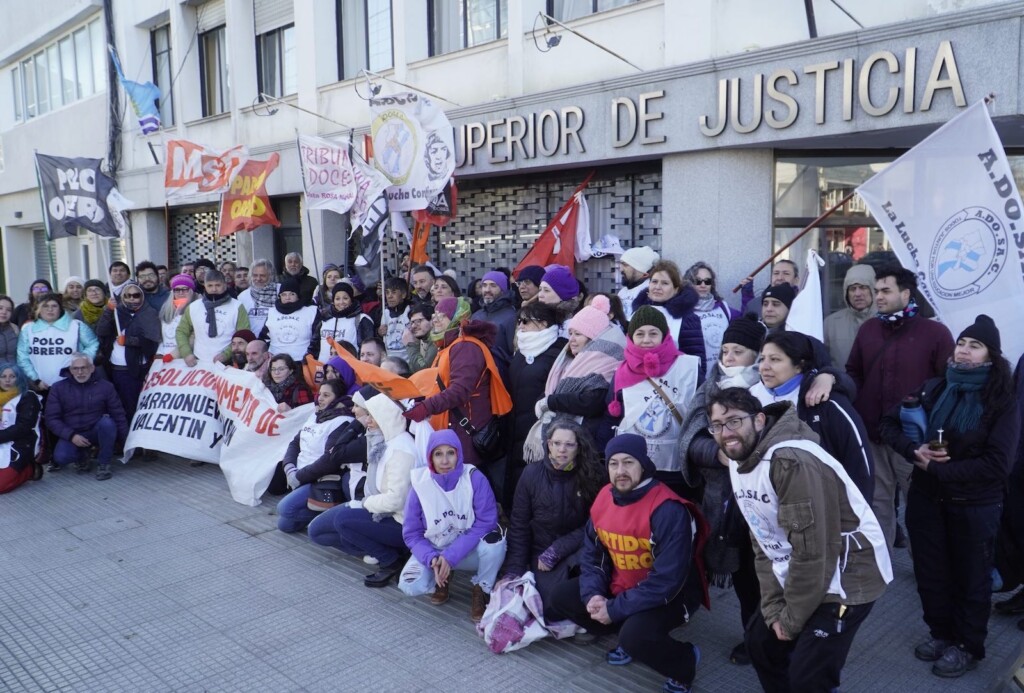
[295,419,366,486]
[44,370,127,442]
[879,376,1020,505]
[507,338,565,469]
[0,392,40,472]
[144,286,170,313]
[734,403,889,636]
[406,336,438,374]
[847,315,954,440]
[0,323,19,363]
[281,404,353,474]
[472,293,517,382]
[823,264,876,369]
[361,392,417,523]
[503,459,590,576]
[95,304,161,379]
[16,313,99,385]
[633,284,706,377]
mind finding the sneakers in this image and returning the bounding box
[363,560,402,588]
[46,462,61,473]
[429,581,450,605]
[931,645,977,678]
[994,589,1024,614]
[362,555,380,566]
[572,630,598,645]
[914,637,952,662]
[470,584,487,623]
[75,458,93,474]
[606,646,632,666]
[95,464,112,481]
[662,643,700,693]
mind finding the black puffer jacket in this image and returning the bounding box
[0,392,40,471]
[507,338,565,469]
[294,418,367,486]
[503,459,590,575]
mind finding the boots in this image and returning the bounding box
[95,464,112,481]
[429,581,449,605]
[470,584,487,622]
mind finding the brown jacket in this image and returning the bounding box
[735,404,888,637]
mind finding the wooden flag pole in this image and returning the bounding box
[731,190,857,293]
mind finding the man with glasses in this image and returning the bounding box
[44,352,127,480]
[403,304,437,374]
[707,387,891,693]
[95,280,160,424]
[135,261,170,311]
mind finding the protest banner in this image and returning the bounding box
[857,100,1024,362]
[125,359,309,506]
[218,153,281,236]
[297,134,358,214]
[165,140,248,199]
[369,92,455,211]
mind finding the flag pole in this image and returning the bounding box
[32,152,59,287]
[730,190,856,293]
[294,131,322,281]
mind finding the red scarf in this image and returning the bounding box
[608,337,683,416]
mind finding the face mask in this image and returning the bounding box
[173,298,189,309]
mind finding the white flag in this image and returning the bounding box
[857,101,1024,362]
[350,154,391,232]
[297,135,357,214]
[785,249,825,341]
[573,193,593,263]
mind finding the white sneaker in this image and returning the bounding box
[363,555,379,566]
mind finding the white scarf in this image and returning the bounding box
[717,363,760,390]
[516,326,559,364]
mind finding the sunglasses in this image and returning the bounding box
[693,278,714,286]
[122,293,143,299]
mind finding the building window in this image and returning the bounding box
[200,25,229,116]
[429,0,507,56]
[257,24,296,98]
[337,0,393,80]
[547,0,636,21]
[10,18,104,122]
[151,25,174,126]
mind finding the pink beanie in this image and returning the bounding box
[568,295,611,340]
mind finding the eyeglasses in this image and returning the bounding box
[707,415,754,435]
[693,278,714,286]
[137,272,157,280]
[517,318,536,325]
[173,287,191,293]
[31,286,49,293]
[122,293,143,299]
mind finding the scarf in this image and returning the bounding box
[695,295,716,312]
[765,373,804,398]
[517,325,559,364]
[274,299,304,315]
[325,302,363,320]
[203,293,232,338]
[877,297,919,325]
[250,283,278,308]
[926,361,990,440]
[0,387,20,409]
[717,363,760,390]
[265,372,296,403]
[79,300,105,327]
[430,297,471,345]
[315,398,351,424]
[614,336,683,391]
[363,429,387,496]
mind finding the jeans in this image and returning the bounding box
[906,487,1001,658]
[398,535,507,596]
[52,416,117,467]
[308,505,404,566]
[277,485,319,533]
[746,601,874,693]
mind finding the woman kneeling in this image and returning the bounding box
[400,430,506,623]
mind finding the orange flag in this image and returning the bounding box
[328,337,431,401]
[410,220,431,265]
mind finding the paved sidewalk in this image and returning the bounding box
[1,455,1022,692]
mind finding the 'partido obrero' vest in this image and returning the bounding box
[728,438,892,597]
[589,482,684,595]
[411,463,477,549]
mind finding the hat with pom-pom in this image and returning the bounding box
[568,295,611,340]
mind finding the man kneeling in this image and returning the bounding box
[399,430,505,623]
[707,387,892,692]
[546,434,709,693]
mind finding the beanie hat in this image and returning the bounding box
[321,263,339,281]
[84,278,108,294]
[541,265,579,301]
[279,276,301,295]
[194,258,216,271]
[627,305,669,339]
[63,276,84,291]
[605,434,656,479]
[958,314,1001,355]
[232,329,257,343]
[482,270,509,292]
[722,314,768,353]
[620,246,660,274]
[568,295,611,340]
[762,283,796,310]
[516,265,545,286]
[343,274,367,294]
[170,274,196,291]
[332,282,355,299]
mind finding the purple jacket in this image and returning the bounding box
[847,315,954,441]
[44,370,128,442]
[402,430,499,567]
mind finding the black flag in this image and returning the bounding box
[35,154,123,239]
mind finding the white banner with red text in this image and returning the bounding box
[125,359,310,506]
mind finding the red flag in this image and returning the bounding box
[514,173,594,274]
[412,178,457,227]
[218,153,281,236]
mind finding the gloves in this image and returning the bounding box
[537,545,560,571]
[534,397,550,419]
[162,354,175,363]
[403,402,429,423]
[285,469,300,490]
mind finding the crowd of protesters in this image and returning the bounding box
[5,246,1024,693]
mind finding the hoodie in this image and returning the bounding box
[823,264,876,369]
[362,392,417,523]
[402,429,499,568]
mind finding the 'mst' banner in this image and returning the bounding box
[165,139,248,199]
[125,360,309,505]
[218,153,281,236]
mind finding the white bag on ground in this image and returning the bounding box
[476,571,579,653]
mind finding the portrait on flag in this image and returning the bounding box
[218,153,281,236]
[370,92,455,211]
[35,154,126,239]
[164,140,248,199]
[857,100,1024,362]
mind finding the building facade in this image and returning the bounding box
[1,0,1022,310]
